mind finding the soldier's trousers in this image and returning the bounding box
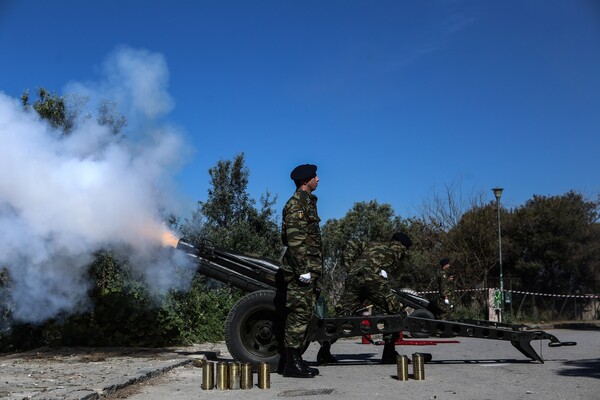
[284,278,317,349]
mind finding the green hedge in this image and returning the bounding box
[0,259,242,352]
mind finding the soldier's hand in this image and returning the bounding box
[299,272,312,283]
[379,270,388,279]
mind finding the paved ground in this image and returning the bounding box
[0,344,224,399]
[1,325,598,400]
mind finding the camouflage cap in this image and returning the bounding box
[290,164,317,182]
[439,258,450,267]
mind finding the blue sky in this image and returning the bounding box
[1,0,599,223]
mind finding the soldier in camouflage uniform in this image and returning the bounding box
[438,258,455,319]
[317,232,412,365]
[280,163,322,378]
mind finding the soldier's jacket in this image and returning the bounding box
[281,188,323,277]
[346,240,407,276]
[336,240,407,318]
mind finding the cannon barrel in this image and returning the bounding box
[176,239,280,292]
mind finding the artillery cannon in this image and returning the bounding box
[176,239,576,368]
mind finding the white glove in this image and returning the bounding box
[379,270,388,279]
[299,272,312,283]
[444,298,451,305]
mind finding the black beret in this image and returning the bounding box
[391,232,412,249]
[439,258,450,267]
[290,164,317,182]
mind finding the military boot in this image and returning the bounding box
[283,348,315,378]
[299,347,320,375]
[317,341,338,365]
[300,358,320,376]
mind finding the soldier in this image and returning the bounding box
[317,232,412,365]
[438,258,456,318]
[280,163,323,378]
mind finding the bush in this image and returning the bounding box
[0,254,243,352]
[451,304,487,320]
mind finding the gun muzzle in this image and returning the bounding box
[176,239,201,257]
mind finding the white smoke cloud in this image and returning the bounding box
[0,47,194,324]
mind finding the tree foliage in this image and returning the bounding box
[183,153,281,259]
[444,203,508,293]
[507,191,600,294]
[21,88,74,134]
[400,216,445,292]
[21,88,127,137]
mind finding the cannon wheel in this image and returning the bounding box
[407,308,435,338]
[225,290,282,368]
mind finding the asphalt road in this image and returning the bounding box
[111,328,599,400]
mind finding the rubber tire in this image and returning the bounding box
[407,308,436,338]
[224,290,281,368]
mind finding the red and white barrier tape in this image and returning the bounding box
[416,288,600,299]
[504,289,600,299]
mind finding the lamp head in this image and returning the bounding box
[492,187,504,200]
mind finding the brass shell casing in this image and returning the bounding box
[240,362,253,389]
[412,353,425,380]
[201,361,214,390]
[228,362,241,390]
[216,362,228,390]
[396,355,409,381]
[258,362,270,389]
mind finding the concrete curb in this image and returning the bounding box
[525,320,600,330]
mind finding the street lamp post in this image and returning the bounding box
[492,188,504,320]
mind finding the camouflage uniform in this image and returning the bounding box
[317,234,411,365]
[335,240,406,317]
[438,261,456,318]
[281,188,323,349]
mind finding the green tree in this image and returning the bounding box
[183,153,281,259]
[400,216,445,292]
[21,88,74,134]
[507,191,600,294]
[444,203,509,294]
[21,88,126,137]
